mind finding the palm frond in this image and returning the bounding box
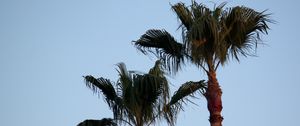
[213,2,227,19]
[117,62,132,87]
[222,6,271,61]
[84,76,118,107]
[172,2,193,30]
[139,75,161,123]
[116,63,132,105]
[169,80,206,107]
[133,29,185,74]
[114,63,136,123]
[148,60,170,103]
[163,80,206,125]
[180,1,221,67]
[84,75,126,121]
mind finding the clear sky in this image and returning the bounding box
[1,0,300,126]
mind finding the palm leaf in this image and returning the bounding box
[169,80,206,108]
[163,80,206,125]
[172,2,193,30]
[84,76,126,120]
[134,29,185,74]
[114,61,172,126]
[114,63,137,124]
[179,2,221,67]
[133,74,162,123]
[148,60,170,103]
[223,6,271,61]
[116,63,133,109]
[84,76,118,107]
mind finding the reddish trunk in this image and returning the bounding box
[205,70,223,126]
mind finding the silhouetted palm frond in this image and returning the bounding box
[172,2,193,30]
[134,1,271,71]
[163,80,206,125]
[84,76,118,107]
[134,29,185,74]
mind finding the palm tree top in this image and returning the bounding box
[84,61,170,126]
[134,1,272,73]
[84,60,206,126]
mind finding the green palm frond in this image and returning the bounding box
[173,2,220,67]
[133,61,170,123]
[163,80,206,125]
[169,80,206,108]
[83,61,208,126]
[133,29,184,74]
[116,63,163,125]
[133,1,271,71]
[222,6,271,61]
[172,2,193,30]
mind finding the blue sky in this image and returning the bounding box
[1,0,300,126]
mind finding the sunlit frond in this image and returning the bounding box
[134,29,185,73]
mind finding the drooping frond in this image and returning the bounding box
[222,6,271,61]
[169,80,206,108]
[163,80,206,125]
[84,75,125,120]
[84,76,118,107]
[133,29,185,74]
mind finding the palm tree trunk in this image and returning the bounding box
[205,69,223,126]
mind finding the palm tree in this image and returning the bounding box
[83,60,206,126]
[133,1,271,126]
